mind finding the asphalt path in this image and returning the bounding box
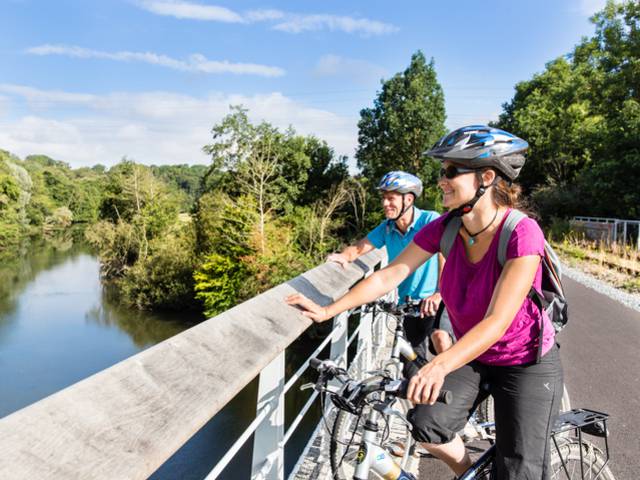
[419,276,640,479]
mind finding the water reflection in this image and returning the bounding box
[0,235,201,418]
[85,291,197,348]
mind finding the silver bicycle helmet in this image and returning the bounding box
[377,171,423,197]
[426,125,528,181]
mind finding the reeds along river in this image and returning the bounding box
[0,237,324,479]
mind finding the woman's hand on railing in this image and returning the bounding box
[285,293,332,323]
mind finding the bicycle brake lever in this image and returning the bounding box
[373,403,413,431]
[299,382,315,391]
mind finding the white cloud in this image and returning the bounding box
[0,84,98,107]
[314,54,387,85]
[26,45,285,77]
[137,0,244,22]
[274,15,398,36]
[135,1,398,36]
[245,9,285,22]
[0,95,10,117]
[0,85,358,168]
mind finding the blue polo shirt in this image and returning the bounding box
[367,207,440,303]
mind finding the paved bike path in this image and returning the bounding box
[418,275,640,479]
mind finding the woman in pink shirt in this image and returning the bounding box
[286,125,563,479]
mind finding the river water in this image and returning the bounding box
[0,237,322,479]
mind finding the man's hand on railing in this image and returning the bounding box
[285,293,332,323]
[326,252,350,269]
[419,292,442,318]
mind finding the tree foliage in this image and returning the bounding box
[496,0,639,220]
[193,108,354,317]
[356,51,447,205]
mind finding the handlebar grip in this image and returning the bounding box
[438,390,453,405]
[309,358,323,370]
[396,381,452,404]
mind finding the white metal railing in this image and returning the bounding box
[206,310,385,480]
[206,264,390,480]
[572,216,640,249]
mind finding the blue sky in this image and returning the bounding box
[0,0,608,169]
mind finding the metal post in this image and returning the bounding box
[251,352,285,480]
[357,308,373,372]
[613,220,618,244]
[330,311,349,370]
[623,221,628,247]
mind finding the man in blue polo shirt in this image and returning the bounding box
[327,171,453,357]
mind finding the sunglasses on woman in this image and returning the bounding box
[439,165,476,179]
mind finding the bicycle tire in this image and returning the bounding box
[476,384,571,425]
[329,399,413,479]
[549,437,615,479]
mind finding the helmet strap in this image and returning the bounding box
[451,171,490,217]
[392,194,413,222]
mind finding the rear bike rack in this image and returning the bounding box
[551,408,610,480]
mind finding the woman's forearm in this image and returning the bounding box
[325,269,396,317]
[433,255,540,374]
[431,314,511,374]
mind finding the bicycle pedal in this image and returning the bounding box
[412,444,430,457]
[386,440,406,457]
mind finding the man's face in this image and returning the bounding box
[381,191,406,219]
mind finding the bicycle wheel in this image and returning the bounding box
[476,384,571,424]
[549,437,615,479]
[329,399,413,480]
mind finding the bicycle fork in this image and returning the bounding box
[353,410,416,480]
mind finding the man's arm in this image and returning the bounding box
[327,238,376,268]
[419,252,445,317]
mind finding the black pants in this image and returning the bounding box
[407,344,563,480]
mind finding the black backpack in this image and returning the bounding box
[439,209,568,361]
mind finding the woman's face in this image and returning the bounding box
[438,161,478,209]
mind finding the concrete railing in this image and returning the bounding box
[0,249,386,479]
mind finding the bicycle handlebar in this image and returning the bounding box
[308,358,452,407]
[363,299,422,317]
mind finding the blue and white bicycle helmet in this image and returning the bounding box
[377,171,423,197]
[426,125,528,181]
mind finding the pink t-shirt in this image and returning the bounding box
[413,210,555,366]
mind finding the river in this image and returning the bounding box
[0,236,322,479]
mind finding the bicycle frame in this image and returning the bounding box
[351,408,417,480]
[351,404,496,480]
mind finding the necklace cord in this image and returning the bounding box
[462,208,499,242]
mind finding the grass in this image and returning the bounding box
[550,233,640,294]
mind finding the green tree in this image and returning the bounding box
[495,1,640,220]
[0,151,33,245]
[356,51,447,204]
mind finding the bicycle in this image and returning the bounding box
[306,357,614,480]
[326,299,429,478]
[356,299,572,441]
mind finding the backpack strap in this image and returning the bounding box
[528,289,548,363]
[440,215,462,259]
[497,209,551,363]
[497,209,527,266]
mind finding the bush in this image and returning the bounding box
[121,224,199,311]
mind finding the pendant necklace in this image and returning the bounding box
[462,208,499,245]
